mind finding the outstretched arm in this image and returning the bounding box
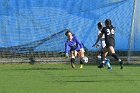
[65,42,70,54]
[92,33,103,47]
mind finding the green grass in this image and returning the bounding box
[0,63,140,93]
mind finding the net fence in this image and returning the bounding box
[0,0,139,64]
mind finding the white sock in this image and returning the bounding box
[105,59,111,67]
[106,61,111,67]
[118,59,121,62]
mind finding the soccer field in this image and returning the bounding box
[0,64,140,93]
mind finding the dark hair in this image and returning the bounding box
[105,19,112,26]
[97,22,103,29]
[65,29,72,36]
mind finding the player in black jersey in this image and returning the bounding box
[93,22,112,70]
[95,19,123,69]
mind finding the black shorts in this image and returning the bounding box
[70,48,81,52]
[105,40,115,48]
[70,45,78,51]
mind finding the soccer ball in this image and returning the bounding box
[83,56,88,63]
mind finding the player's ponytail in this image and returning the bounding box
[97,22,103,30]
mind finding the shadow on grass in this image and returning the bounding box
[13,67,69,71]
[64,80,99,82]
[61,79,140,83]
[12,67,89,71]
[60,74,140,77]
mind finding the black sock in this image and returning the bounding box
[71,58,75,63]
[80,58,84,64]
[101,51,105,62]
[111,53,119,61]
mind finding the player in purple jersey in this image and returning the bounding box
[65,30,85,68]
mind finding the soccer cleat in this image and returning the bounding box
[80,64,83,68]
[98,63,104,68]
[107,67,112,70]
[119,61,123,69]
[71,63,75,68]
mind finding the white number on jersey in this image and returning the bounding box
[107,29,115,35]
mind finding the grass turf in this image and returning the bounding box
[0,63,140,93]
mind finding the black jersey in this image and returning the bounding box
[101,26,115,47]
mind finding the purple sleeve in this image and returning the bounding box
[65,41,70,54]
[74,36,83,49]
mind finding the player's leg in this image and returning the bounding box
[104,50,112,70]
[97,53,112,69]
[96,51,102,63]
[98,49,107,68]
[78,48,85,68]
[70,50,77,68]
[108,46,123,69]
[105,58,112,70]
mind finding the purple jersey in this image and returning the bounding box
[65,35,83,53]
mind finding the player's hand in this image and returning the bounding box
[96,44,100,48]
[65,53,69,58]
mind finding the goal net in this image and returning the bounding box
[0,0,139,64]
[127,0,140,64]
